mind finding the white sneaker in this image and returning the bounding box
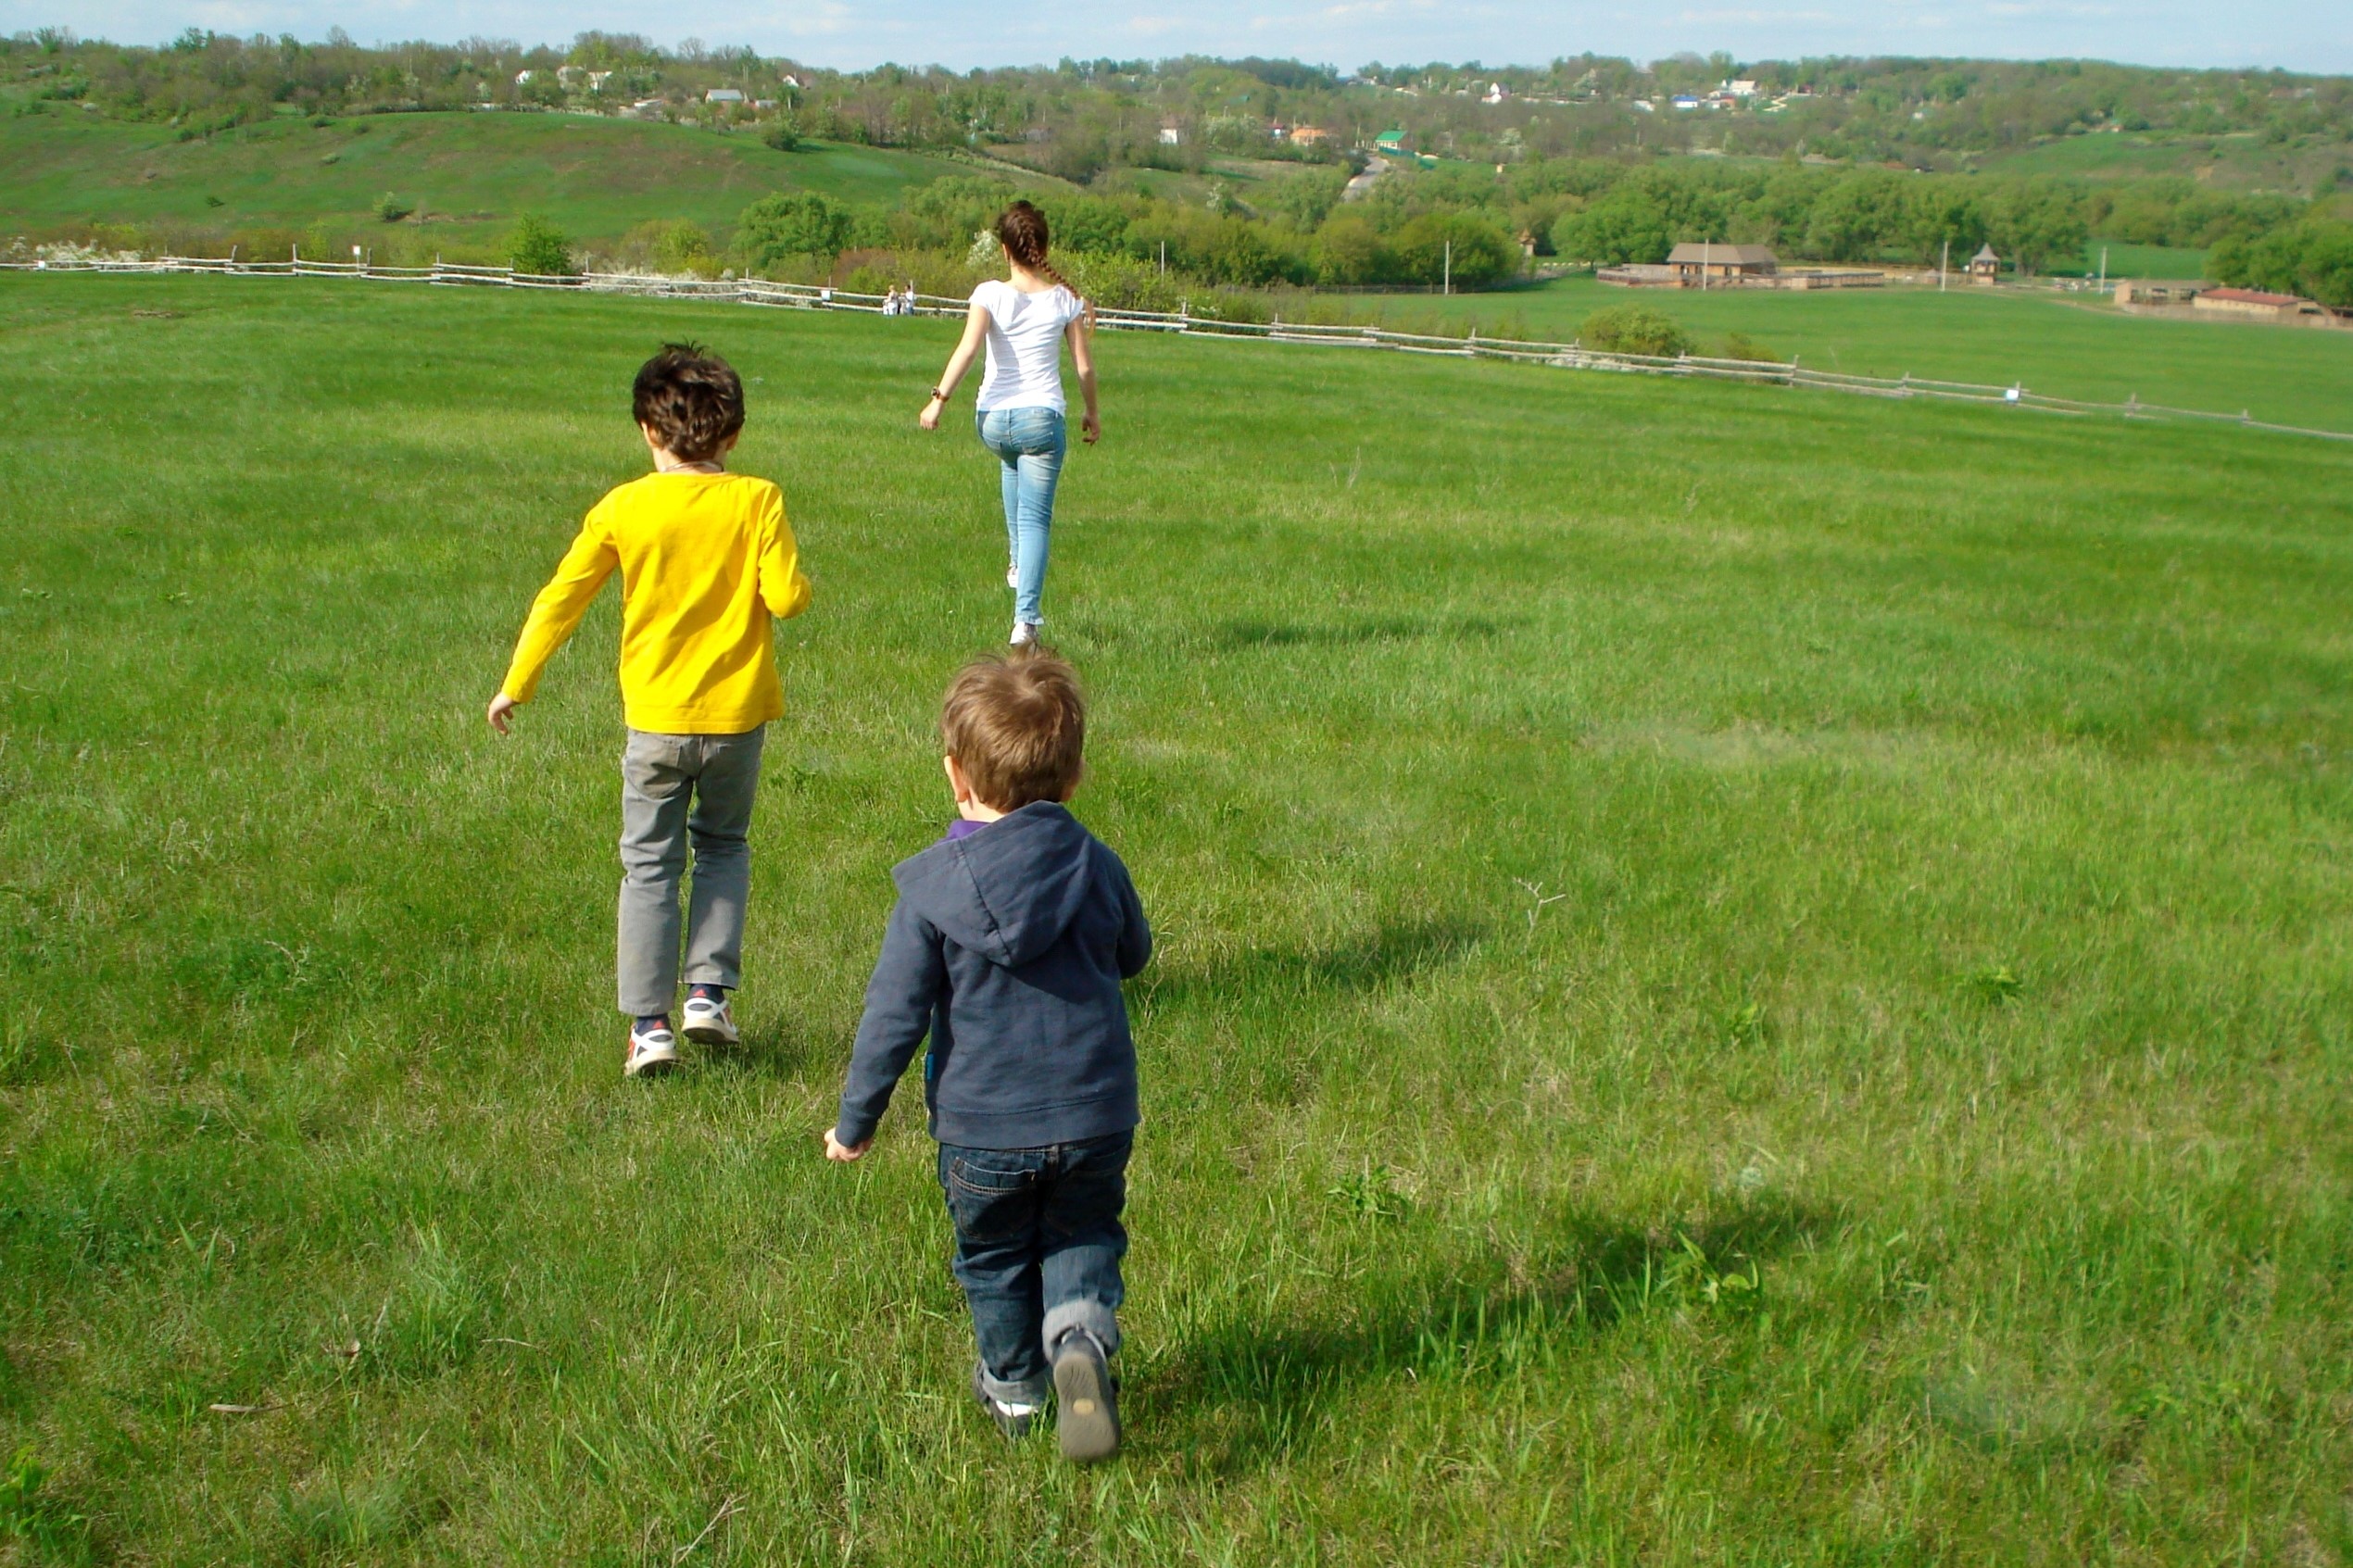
[624,1021,679,1078]
[681,992,738,1047]
[1010,621,1039,647]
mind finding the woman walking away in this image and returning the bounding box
[919,201,1099,647]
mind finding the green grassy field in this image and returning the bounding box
[2062,241,2208,280]
[1974,128,2350,193]
[3,274,2350,1564]
[0,109,977,247]
[1356,276,2353,430]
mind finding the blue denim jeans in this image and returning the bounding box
[976,407,1066,627]
[937,1130,1129,1405]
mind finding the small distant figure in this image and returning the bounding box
[824,651,1151,1463]
[883,285,904,316]
[486,344,813,1079]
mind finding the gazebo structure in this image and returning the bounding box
[1969,245,2001,282]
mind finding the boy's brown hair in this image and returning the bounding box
[632,342,745,462]
[941,650,1086,810]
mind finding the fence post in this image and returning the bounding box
[1178,298,1189,332]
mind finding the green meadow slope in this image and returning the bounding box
[0,109,980,245]
[1360,276,2353,431]
[0,275,2348,1562]
[1974,127,2353,192]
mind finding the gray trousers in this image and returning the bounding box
[617,725,765,1018]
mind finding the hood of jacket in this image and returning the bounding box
[893,801,1099,969]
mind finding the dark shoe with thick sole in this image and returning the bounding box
[971,1362,1037,1441]
[1051,1331,1120,1462]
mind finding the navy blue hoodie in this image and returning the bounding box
[835,801,1151,1149]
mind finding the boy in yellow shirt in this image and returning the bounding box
[487,343,812,1077]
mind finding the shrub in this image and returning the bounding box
[1579,304,1695,358]
[1311,212,1389,285]
[1720,332,1780,363]
[2210,218,2353,308]
[506,213,573,276]
[375,193,412,223]
[1553,188,1671,266]
[761,119,800,152]
[1057,250,1184,312]
[610,219,715,276]
[1390,211,1519,287]
[735,192,852,275]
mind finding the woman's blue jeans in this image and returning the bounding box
[976,407,1066,627]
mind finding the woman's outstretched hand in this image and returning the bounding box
[1081,412,1101,445]
[917,396,943,431]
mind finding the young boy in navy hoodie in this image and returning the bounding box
[824,650,1150,1463]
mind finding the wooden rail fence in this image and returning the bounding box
[9,254,2347,444]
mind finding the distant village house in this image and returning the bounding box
[1601,243,1879,290]
[2193,287,2331,322]
[1969,245,2001,282]
[1667,242,1778,282]
[706,88,745,105]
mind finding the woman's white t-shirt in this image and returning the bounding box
[972,280,1084,414]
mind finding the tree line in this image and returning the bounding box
[10,29,2348,180]
[584,161,2344,304]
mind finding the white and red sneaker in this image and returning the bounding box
[681,991,738,1047]
[624,1019,679,1078]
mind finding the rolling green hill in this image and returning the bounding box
[1974,128,2353,193]
[0,108,979,247]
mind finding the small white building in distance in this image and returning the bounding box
[513,69,536,84]
[706,88,745,105]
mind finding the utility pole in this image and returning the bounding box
[2098,245,2108,293]
[1443,239,1452,295]
[1940,237,1948,293]
[1158,240,1165,275]
[1702,237,1710,292]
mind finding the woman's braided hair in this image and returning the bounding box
[995,201,1081,303]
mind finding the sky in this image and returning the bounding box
[12,0,2350,76]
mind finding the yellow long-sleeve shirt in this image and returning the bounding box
[501,470,813,734]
